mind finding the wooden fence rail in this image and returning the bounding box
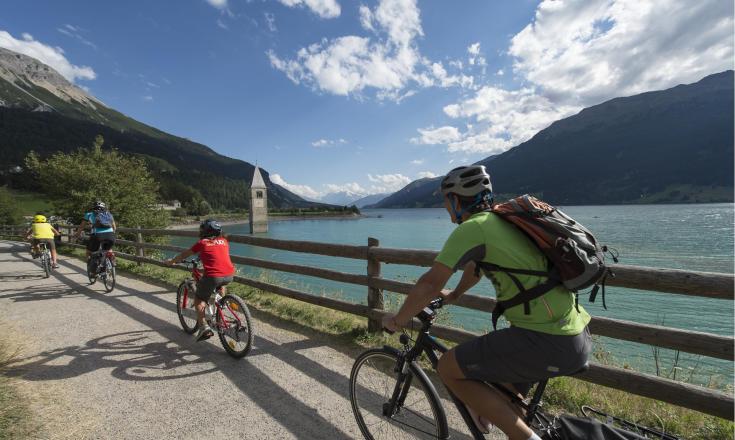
[2,224,733,419]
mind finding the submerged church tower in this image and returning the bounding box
[248,166,268,233]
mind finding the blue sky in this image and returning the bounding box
[1,0,733,200]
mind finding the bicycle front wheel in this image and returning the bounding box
[217,295,254,358]
[176,281,199,334]
[350,348,448,440]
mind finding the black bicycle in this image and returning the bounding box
[349,298,681,440]
[87,247,116,293]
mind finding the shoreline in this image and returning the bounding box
[166,213,364,230]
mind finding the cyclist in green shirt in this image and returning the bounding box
[382,165,591,440]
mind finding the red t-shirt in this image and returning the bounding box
[190,237,235,277]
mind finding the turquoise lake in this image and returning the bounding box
[170,204,734,387]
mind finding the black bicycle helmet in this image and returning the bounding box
[199,219,222,238]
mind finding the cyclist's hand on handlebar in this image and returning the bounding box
[381,315,400,334]
[440,289,459,305]
[164,259,175,266]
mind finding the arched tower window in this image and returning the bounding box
[256,191,263,199]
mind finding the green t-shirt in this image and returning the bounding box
[435,212,591,335]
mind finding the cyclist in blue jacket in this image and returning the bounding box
[75,201,117,259]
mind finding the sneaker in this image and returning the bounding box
[52,263,59,269]
[195,325,214,342]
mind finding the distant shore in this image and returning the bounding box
[167,213,363,230]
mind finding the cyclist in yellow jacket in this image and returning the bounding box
[25,214,61,268]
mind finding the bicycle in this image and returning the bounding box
[349,298,680,440]
[37,242,52,278]
[175,258,254,358]
[87,247,116,293]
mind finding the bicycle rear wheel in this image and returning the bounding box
[42,251,51,278]
[176,281,199,334]
[87,255,98,284]
[350,348,448,440]
[217,295,254,358]
[102,258,116,293]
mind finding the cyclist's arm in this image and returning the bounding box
[166,249,195,265]
[75,220,89,236]
[390,262,453,327]
[444,261,481,304]
[51,226,61,236]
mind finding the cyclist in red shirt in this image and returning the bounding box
[166,219,235,342]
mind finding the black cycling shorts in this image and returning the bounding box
[195,276,233,301]
[87,232,116,252]
[31,238,55,251]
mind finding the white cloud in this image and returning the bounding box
[205,0,228,9]
[277,0,341,19]
[143,95,154,101]
[418,0,734,155]
[410,159,424,165]
[270,173,322,199]
[268,0,473,100]
[57,24,97,50]
[509,0,733,106]
[311,138,347,147]
[417,171,436,179]
[410,125,462,145]
[367,173,411,192]
[467,42,481,56]
[324,182,367,194]
[264,12,277,32]
[0,30,96,83]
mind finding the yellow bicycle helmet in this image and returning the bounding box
[33,214,47,223]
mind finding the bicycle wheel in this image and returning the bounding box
[103,257,116,293]
[42,251,51,278]
[350,348,448,440]
[87,256,98,284]
[176,281,199,334]
[217,295,254,358]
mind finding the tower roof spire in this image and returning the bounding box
[251,166,267,189]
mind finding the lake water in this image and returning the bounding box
[170,204,734,387]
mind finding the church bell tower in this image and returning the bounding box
[248,166,268,233]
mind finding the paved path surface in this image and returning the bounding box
[0,240,496,440]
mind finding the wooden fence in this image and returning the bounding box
[2,224,733,419]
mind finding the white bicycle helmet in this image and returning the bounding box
[439,165,492,198]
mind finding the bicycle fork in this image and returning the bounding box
[384,354,414,417]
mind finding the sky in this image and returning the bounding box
[1,0,733,200]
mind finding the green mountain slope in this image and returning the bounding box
[373,71,734,208]
[0,47,325,210]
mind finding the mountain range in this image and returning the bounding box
[0,47,326,210]
[371,71,734,208]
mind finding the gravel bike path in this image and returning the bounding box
[0,241,497,439]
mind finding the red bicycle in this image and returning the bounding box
[176,258,254,358]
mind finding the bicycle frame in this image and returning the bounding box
[181,260,243,333]
[387,301,555,439]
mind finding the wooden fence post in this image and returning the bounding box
[367,237,384,332]
[135,226,144,265]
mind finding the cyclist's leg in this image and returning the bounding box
[45,239,58,265]
[438,326,592,440]
[195,277,217,326]
[30,238,39,256]
[86,234,100,259]
[438,349,531,440]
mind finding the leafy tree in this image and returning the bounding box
[0,187,22,224]
[25,136,168,228]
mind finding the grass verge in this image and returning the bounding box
[0,324,38,439]
[58,246,735,439]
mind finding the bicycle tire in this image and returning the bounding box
[176,281,199,334]
[87,256,98,285]
[103,258,116,293]
[217,295,254,358]
[42,252,50,278]
[350,347,449,440]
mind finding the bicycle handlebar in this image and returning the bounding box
[382,297,444,334]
